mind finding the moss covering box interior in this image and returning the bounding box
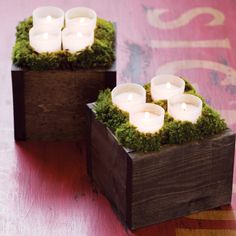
[94,79,227,152]
[12,17,115,70]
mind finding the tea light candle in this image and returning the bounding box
[111,83,146,113]
[33,6,64,29]
[65,7,97,33]
[62,28,94,53]
[151,74,185,101]
[168,94,203,123]
[29,26,61,53]
[129,103,165,133]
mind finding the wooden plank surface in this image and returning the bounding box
[1,0,236,235]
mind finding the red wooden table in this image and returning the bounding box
[1,0,236,235]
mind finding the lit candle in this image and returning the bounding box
[151,74,185,101]
[29,26,61,53]
[168,94,202,123]
[62,28,94,53]
[129,103,165,133]
[65,7,97,34]
[111,83,146,113]
[33,6,64,29]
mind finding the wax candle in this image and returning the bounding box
[151,74,185,101]
[62,28,94,53]
[65,7,97,33]
[29,26,61,53]
[111,83,146,113]
[33,6,64,29]
[168,94,202,123]
[129,103,165,133]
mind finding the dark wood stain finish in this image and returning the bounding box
[11,65,26,140]
[87,104,236,229]
[11,65,116,141]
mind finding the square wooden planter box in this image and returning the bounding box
[87,103,235,229]
[11,64,116,141]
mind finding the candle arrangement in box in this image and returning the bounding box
[11,6,116,141]
[87,74,235,229]
[94,75,227,152]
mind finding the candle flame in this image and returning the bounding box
[79,17,86,24]
[127,94,133,101]
[144,112,150,119]
[166,82,171,89]
[46,15,52,21]
[43,32,49,40]
[76,32,83,38]
[181,102,187,111]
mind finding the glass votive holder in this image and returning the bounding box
[111,83,146,113]
[29,26,62,53]
[62,28,94,53]
[65,7,97,34]
[168,94,203,123]
[33,6,64,29]
[151,74,185,101]
[129,103,165,133]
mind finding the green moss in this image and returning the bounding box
[94,89,128,132]
[12,17,115,70]
[116,123,161,152]
[94,80,227,152]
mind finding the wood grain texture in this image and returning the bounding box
[89,106,129,224]
[1,0,236,235]
[131,130,235,228]
[12,67,116,141]
[88,105,235,229]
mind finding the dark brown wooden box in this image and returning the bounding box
[87,103,235,229]
[11,64,116,141]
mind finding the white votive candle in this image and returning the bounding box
[168,94,202,123]
[29,26,61,53]
[62,28,94,53]
[33,6,64,29]
[65,7,97,33]
[130,103,165,133]
[151,74,185,101]
[111,83,146,113]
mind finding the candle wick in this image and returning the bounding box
[144,112,150,119]
[76,32,83,38]
[43,32,49,40]
[166,82,171,89]
[79,17,86,24]
[127,94,133,101]
[46,15,52,21]
[181,102,187,111]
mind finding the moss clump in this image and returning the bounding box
[95,81,227,152]
[94,89,128,132]
[116,123,161,152]
[12,17,115,70]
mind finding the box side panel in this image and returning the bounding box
[131,130,235,229]
[90,113,128,224]
[11,69,26,140]
[23,70,116,141]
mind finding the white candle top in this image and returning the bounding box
[129,103,165,133]
[168,94,202,123]
[151,74,185,101]
[62,28,94,53]
[65,7,97,33]
[29,26,61,53]
[111,83,146,113]
[33,6,64,29]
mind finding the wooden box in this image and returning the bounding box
[87,104,235,229]
[11,64,116,141]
